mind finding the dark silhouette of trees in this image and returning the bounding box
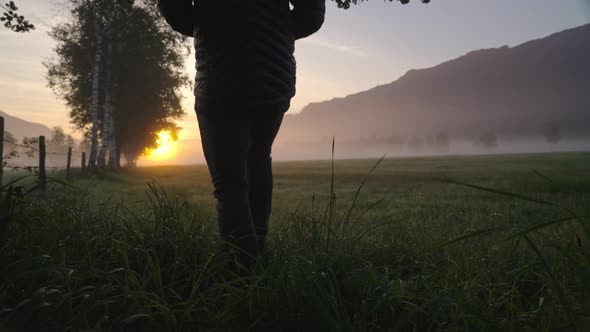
[46,0,188,169]
[1,1,34,32]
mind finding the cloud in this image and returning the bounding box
[299,38,371,58]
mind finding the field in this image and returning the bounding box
[1,152,589,331]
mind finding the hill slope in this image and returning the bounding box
[0,110,53,142]
[279,24,590,144]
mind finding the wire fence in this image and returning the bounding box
[3,141,74,166]
[1,116,87,191]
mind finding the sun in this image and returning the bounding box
[145,130,178,161]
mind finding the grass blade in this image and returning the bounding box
[445,180,555,206]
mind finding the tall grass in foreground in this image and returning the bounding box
[0,161,588,331]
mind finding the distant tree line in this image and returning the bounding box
[321,132,450,152]
[321,121,564,154]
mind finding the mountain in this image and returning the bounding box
[277,23,590,148]
[0,110,53,142]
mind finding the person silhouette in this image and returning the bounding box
[158,0,326,268]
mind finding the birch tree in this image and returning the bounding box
[87,0,104,169]
[96,10,115,169]
[107,55,120,168]
[96,27,111,168]
[46,0,189,168]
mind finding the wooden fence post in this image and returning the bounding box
[66,147,72,180]
[0,116,4,189]
[39,136,46,191]
[81,152,86,176]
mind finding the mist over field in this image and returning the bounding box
[270,138,590,161]
[271,23,590,162]
[154,136,590,166]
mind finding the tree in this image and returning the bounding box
[85,0,133,169]
[87,0,104,169]
[79,134,91,154]
[386,134,405,148]
[408,136,425,151]
[107,1,187,166]
[435,132,449,152]
[66,134,76,149]
[475,132,498,150]
[3,130,16,145]
[544,121,561,144]
[333,0,430,9]
[46,0,189,169]
[1,1,34,32]
[49,126,66,147]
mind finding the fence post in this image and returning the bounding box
[66,147,72,180]
[0,116,4,189]
[81,152,86,176]
[39,136,46,191]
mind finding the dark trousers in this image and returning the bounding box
[195,98,288,266]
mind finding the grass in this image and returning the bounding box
[0,152,589,331]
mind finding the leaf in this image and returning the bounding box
[108,268,125,274]
[500,216,577,242]
[444,180,555,206]
[14,298,32,311]
[121,313,152,326]
[440,227,511,247]
[530,168,555,184]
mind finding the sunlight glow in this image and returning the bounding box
[145,130,178,161]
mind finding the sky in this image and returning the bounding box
[0,0,589,148]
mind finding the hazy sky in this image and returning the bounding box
[1,0,589,143]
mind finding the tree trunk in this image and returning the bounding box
[88,0,103,170]
[124,142,137,168]
[98,25,113,169]
[109,34,125,170]
[107,95,118,169]
[116,139,122,168]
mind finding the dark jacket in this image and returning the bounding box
[158,0,326,107]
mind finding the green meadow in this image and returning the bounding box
[1,152,589,331]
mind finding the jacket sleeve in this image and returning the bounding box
[157,0,195,37]
[290,0,326,40]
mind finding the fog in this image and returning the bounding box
[132,136,590,167]
[272,138,590,161]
